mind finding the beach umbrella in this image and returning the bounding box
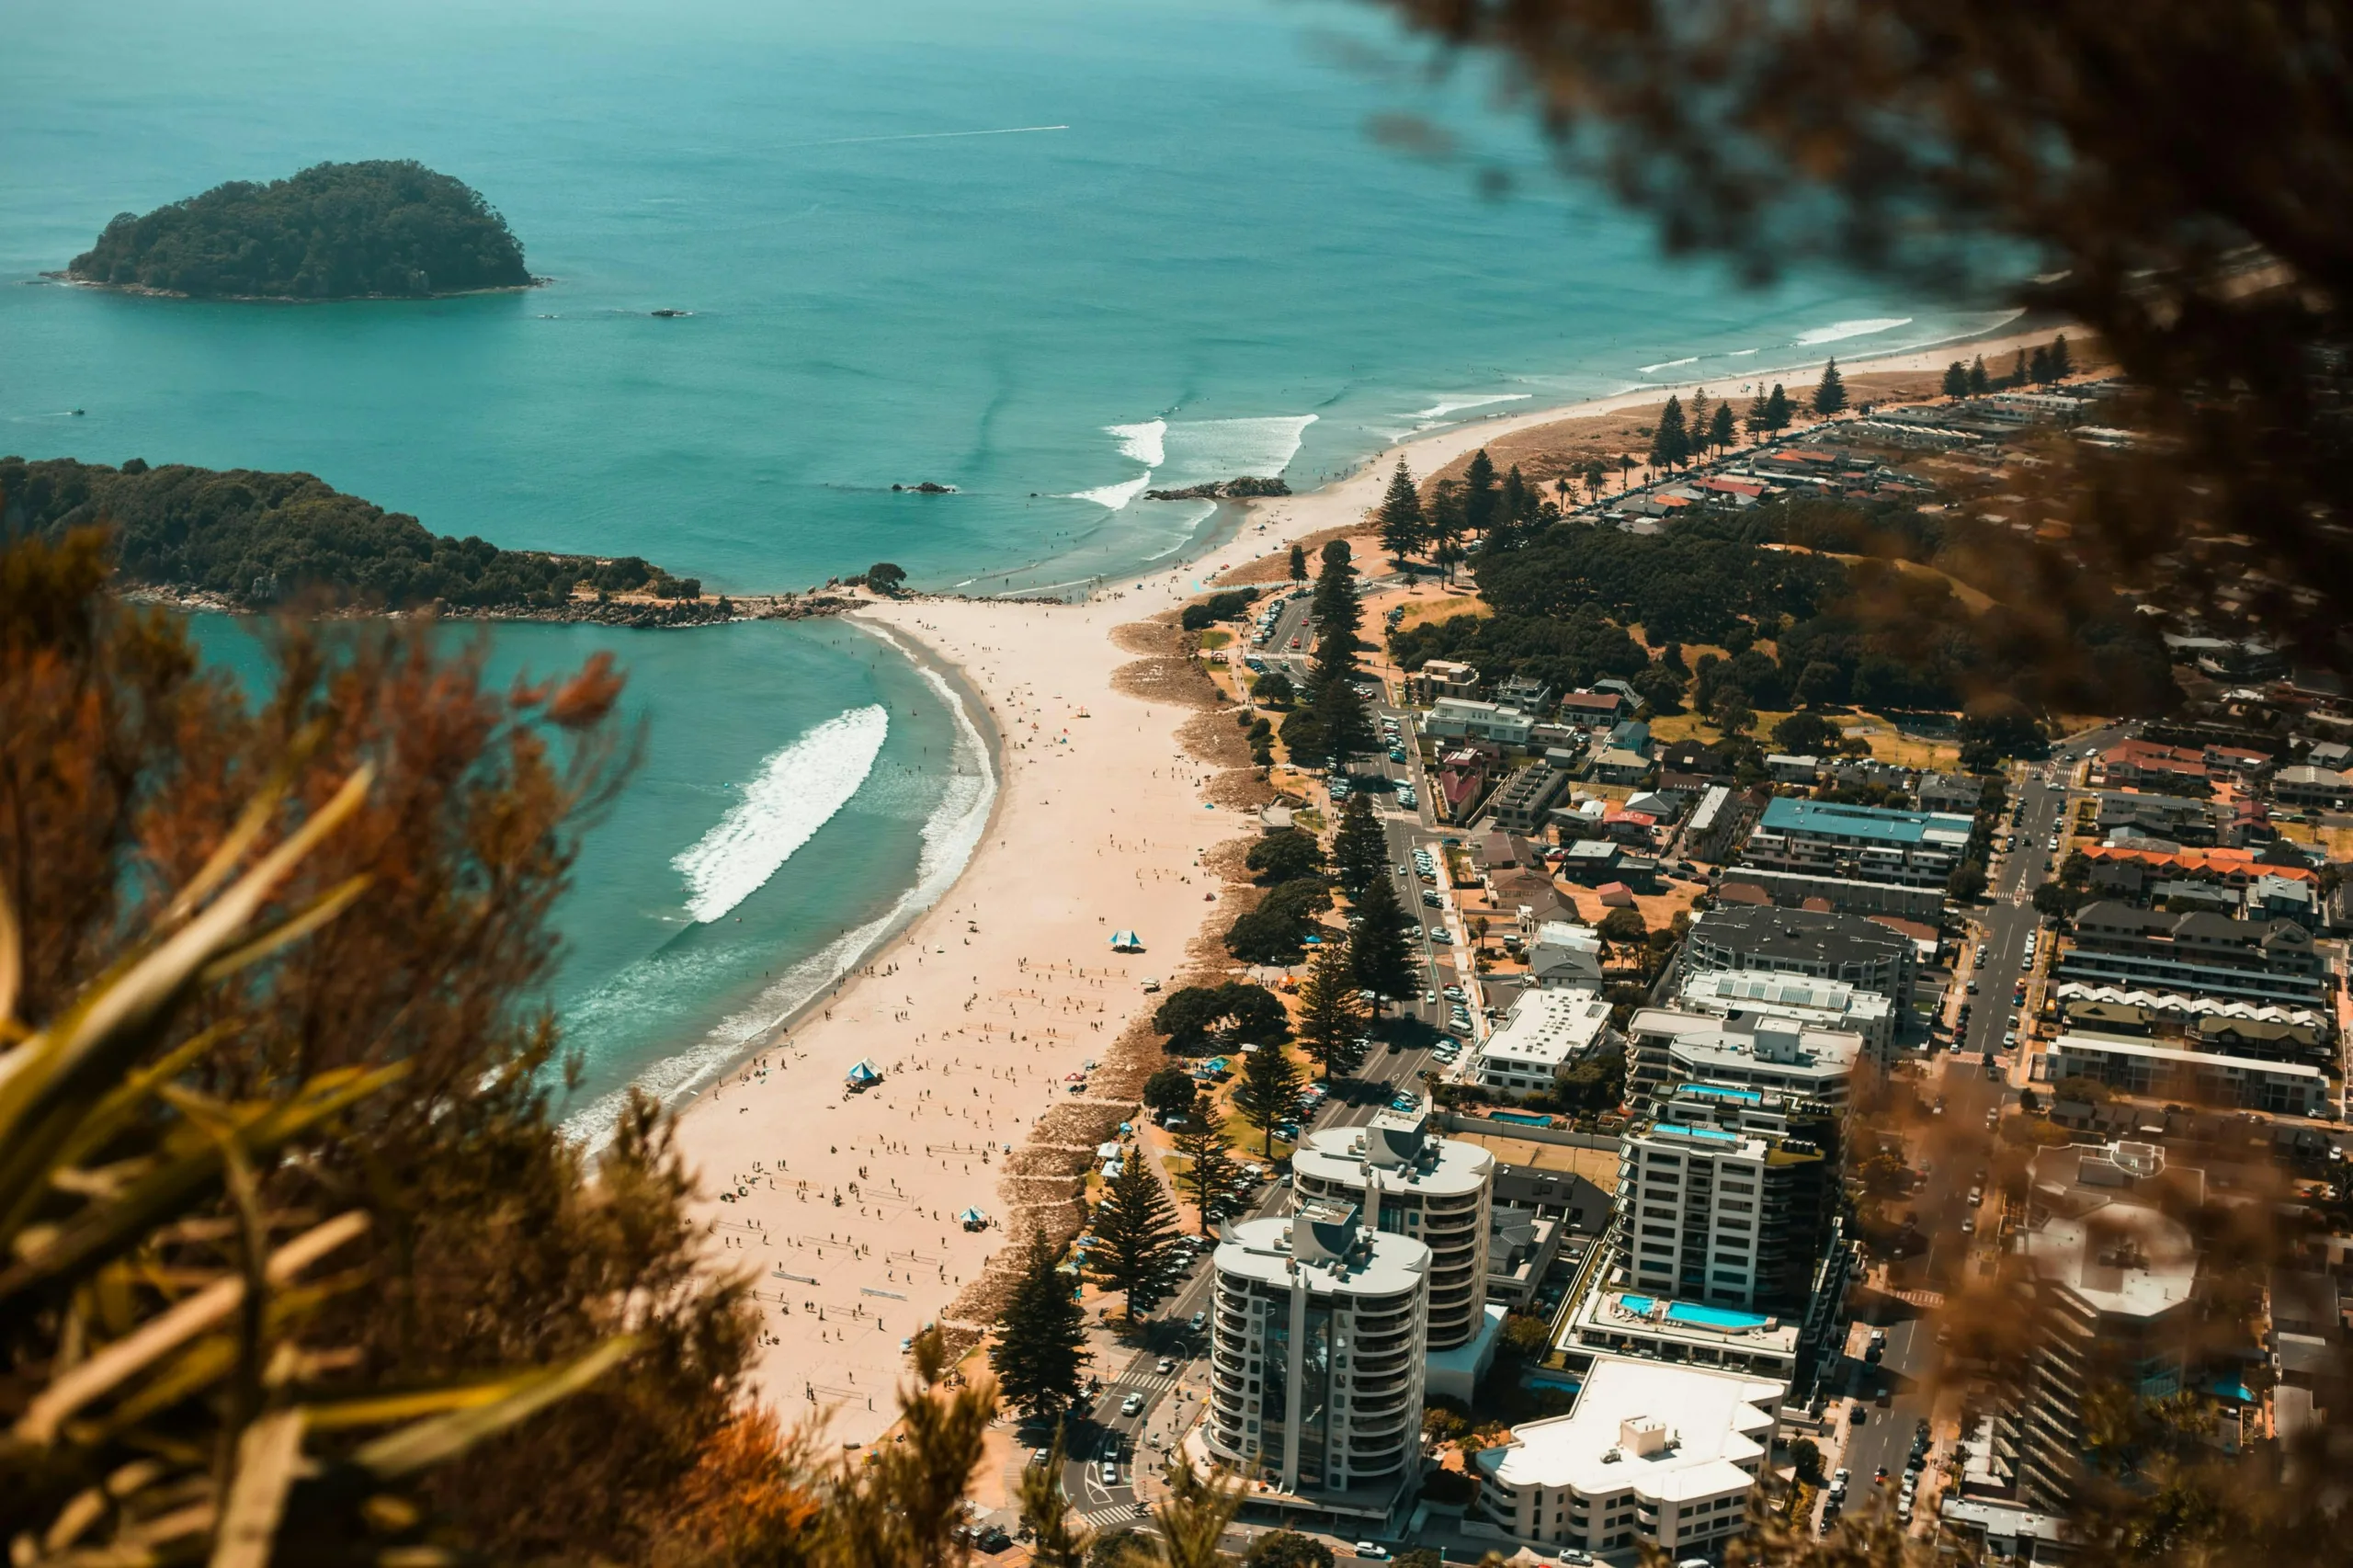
[959,1207,989,1230]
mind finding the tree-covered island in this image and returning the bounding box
[63,160,534,301]
[0,456,743,624]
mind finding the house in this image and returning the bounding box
[1427,698,1536,745]
[1767,754,1821,784]
[1489,761,1572,833]
[2273,764,2353,810]
[1558,689,1631,724]
[1599,808,1661,847]
[1589,747,1651,786]
[1597,881,1637,909]
[1525,941,1607,993]
[1496,675,1556,714]
[1915,770,1985,815]
[1607,719,1653,757]
[2097,738,2213,797]
[1657,738,1731,778]
[1412,658,1482,700]
[1623,790,1685,823]
[1558,839,1626,882]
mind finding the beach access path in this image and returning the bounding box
[667,317,2072,1444]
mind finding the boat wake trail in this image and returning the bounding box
[673,705,889,923]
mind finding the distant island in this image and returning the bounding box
[63,160,534,301]
[0,456,750,625]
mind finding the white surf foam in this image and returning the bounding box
[1108,418,1166,467]
[1154,414,1316,488]
[672,705,890,923]
[1408,393,1531,420]
[1792,317,1913,347]
[1069,472,1155,510]
[563,632,997,1148]
[1639,356,1699,374]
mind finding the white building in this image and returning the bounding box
[1676,969,1895,1056]
[1426,698,1536,745]
[1292,1106,1496,1358]
[1614,1086,1839,1311]
[1472,1354,1780,1557]
[1206,1203,1430,1503]
[1477,990,1620,1095]
[1626,1006,1866,1106]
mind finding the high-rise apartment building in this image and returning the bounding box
[1291,1105,1495,1352]
[1206,1203,1430,1503]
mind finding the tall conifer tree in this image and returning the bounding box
[1171,1119,1240,1234]
[1968,355,1991,394]
[1233,1042,1304,1156]
[1296,938,1369,1081]
[1649,395,1690,471]
[1813,358,1847,415]
[1461,448,1499,535]
[1709,400,1735,453]
[1764,383,1792,430]
[1348,871,1421,1000]
[1087,1149,1184,1317]
[1375,458,1426,567]
[1332,788,1388,895]
[993,1227,1090,1417]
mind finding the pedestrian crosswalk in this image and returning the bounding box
[1080,1504,1150,1530]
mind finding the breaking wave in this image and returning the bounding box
[1792,316,1913,347]
[1066,413,1316,510]
[672,705,889,923]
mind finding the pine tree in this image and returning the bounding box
[1332,788,1388,895]
[1942,360,1969,400]
[1490,465,1532,551]
[1288,542,1308,582]
[2009,347,2029,387]
[1295,938,1369,1081]
[1764,383,1791,431]
[2049,334,2073,379]
[1745,387,1770,437]
[1348,870,1421,1001]
[992,1226,1090,1417]
[1171,1119,1240,1234]
[1308,548,1364,690]
[1461,448,1499,535]
[1233,1041,1304,1155]
[1688,390,1711,451]
[1088,1147,1184,1317]
[1968,355,1990,394]
[1311,675,1376,759]
[1649,395,1690,471]
[1709,400,1734,454]
[1374,458,1426,567]
[1812,358,1847,415]
[1426,479,1467,584]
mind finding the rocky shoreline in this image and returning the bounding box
[36,271,550,303]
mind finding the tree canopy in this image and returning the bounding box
[68,160,531,300]
[1152,983,1291,1051]
[0,456,699,613]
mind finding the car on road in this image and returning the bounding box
[1557,1552,1594,1565]
[1099,1460,1120,1484]
[1352,1547,1390,1562]
[1156,1357,1175,1373]
[1121,1392,1144,1416]
[1189,1312,1205,1332]
[1390,1093,1419,1111]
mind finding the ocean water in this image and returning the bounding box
[0,0,2007,1124]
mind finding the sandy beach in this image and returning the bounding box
[670,315,2079,1442]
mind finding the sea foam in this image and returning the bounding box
[1108,419,1167,467]
[1638,356,1699,374]
[1792,317,1913,347]
[1409,393,1530,421]
[672,704,889,923]
[563,632,996,1149]
[1066,413,1316,512]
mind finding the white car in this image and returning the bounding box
[1121,1392,1144,1416]
[1100,1460,1119,1484]
[1352,1548,1390,1562]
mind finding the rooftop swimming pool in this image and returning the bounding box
[1613,1294,1775,1332]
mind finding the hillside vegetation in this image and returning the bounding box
[66,159,531,300]
[0,456,695,611]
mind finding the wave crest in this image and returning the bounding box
[1792,316,1912,347]
[672,705,889,922]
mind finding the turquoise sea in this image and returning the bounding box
[0,0,2009,1125]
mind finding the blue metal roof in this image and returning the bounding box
[1758,796,1973,846]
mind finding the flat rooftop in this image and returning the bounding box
[1478,1354,1781,1503]
[1481,990,1616,1071]
[1756,796,1974,849]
